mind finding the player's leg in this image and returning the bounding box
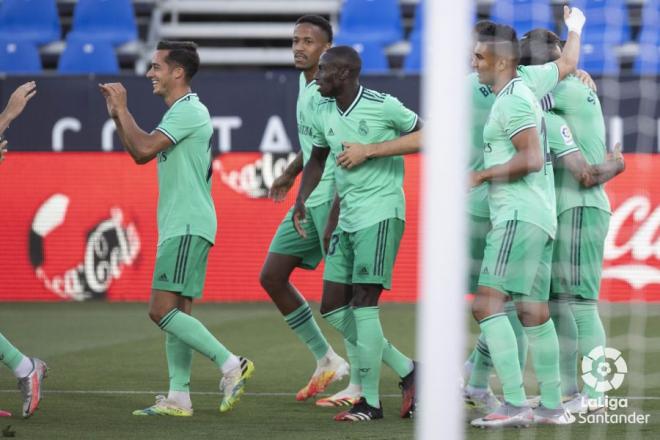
[470,221,532,428]
[0,332,47,418]
[569,208,609,405]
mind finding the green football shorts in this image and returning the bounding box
[468,214,492,294]
[478,220,553,302]
[551,207,610,300]
[268,200,333,270]
[152,235,212,299]
[323,218,404,290]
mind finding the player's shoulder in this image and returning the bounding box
[362,87,388,104]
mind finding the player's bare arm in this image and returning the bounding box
[99,82,172,164]
[322,193,340,253]
[575,69,597,92]
[559,142,625,188]
[269,151,303,201]
[0,81,37,136]
[471,127,543,187]
[554,6,586,80]
[292,146,329,237]
[337,121,424,169]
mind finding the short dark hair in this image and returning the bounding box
[325,46,361,78]
[295,15,333,43]
[519,29,562,65]
[156,40,200,81]
[474,20,520,62]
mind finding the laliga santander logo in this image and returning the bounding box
[602,195,660,290]
[29,194,141,301]
[581,346,628,392]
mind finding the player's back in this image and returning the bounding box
[483,78,557,238]
[156,93,216,245]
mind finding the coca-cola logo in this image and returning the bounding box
[212,152,297,198]
[28,194,141,301]
[603,195,660,289]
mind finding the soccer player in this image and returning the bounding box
[468,13,585,427]
[260,15,352,405]
[99,41,253,417]
[520,28,625,414]
[0,81,48,419]
[292,46,419,421]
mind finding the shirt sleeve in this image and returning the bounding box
[310,105,329,148]
[499,94,537,139]
[155,103,201,145]
[520,62,560,100]
[382,94,419,133]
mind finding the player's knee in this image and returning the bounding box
[148,306,168,325]
[516,306,549,327]
[259,267,285,294]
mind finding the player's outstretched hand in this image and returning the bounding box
[575,69,597,92]
[269,172,295,202]
[292,199,307,238]
[98,83,128,119]
[337,142,369,169]
[0,139,7,164]
[4,81,37,121]
[564,5,586,36]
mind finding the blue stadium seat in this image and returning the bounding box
[58,36,119,74]
[411,0,424,37]
[0,0,60,46]
[404,31,422,73]
[567,0,630,45]
[337,0,403,46]
[579,43,620,75]
[334,37,389,74]
[490,0,554,36]
[634,0,659,74]
[67,0,137,46]
[0,39,42,74]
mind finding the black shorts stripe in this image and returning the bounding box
[178,235,192,284]
[379,219,390,276]
[495,221,516,277]
[174,235,191,284]
[173,236,186,284]
[373,221,385,276]
[571,208,583,286]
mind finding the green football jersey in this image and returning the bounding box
[468,62,559,217]
[155,93,216,245]
[297,73,336,207]
[549,75,611,215]
[311,86,418,232]
[483,77,557,238]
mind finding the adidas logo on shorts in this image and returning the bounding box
[359,266,369,275]
[159,273,169,282]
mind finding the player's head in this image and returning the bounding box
[147,41,200,96]
[519,28,562,65]
[472,21,520,85]
[293,15,333,71]
[315,46,361,97]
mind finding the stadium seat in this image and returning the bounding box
[58,36,119,75]
[579,43,620,75]
[337,0,403,46]
[634,0,659,74]
[334,37,389,74]
[404,31,422,73]
[411,0,424,37]
[489,0,554,36]
[0,0,60,46]
[67,0,137,47]
[0,39,42,74]
[567,0,630,46]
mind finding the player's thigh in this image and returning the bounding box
[468,214,492,294]
[152,235,211,299]
[479,220,551,298]
[323,228,353,286]
[551,207,610,300]
[351,218,404,290]
[269,206,323,270]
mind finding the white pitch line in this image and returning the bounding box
[0,389,403,398]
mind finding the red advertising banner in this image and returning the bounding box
[0,153,656,302]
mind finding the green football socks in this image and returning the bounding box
[284,302,330,361]
[550,296,580,397]
[159,309,232,369]
[0,332,25,371]
[166,333,193,392]
[353,307,384,408]
[479,314,526,407]
[524,319,562,409]
[572,300,606,399]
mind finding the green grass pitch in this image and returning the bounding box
[1,302,659,439]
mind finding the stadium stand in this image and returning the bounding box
[336,0,403,45]
[634,0,659,74]
[0,0,60,46]
[334,38,390,73]
[57,36,120,74]
[0,39,42,74]
[67,0,138,46]
[489,0,555,35]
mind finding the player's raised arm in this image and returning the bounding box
[555,6,586,80]
[472,127,543,187]
[558,142,625,188]
[0,81,37,136]
[99,82,172,164]
[292,145,330,237]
